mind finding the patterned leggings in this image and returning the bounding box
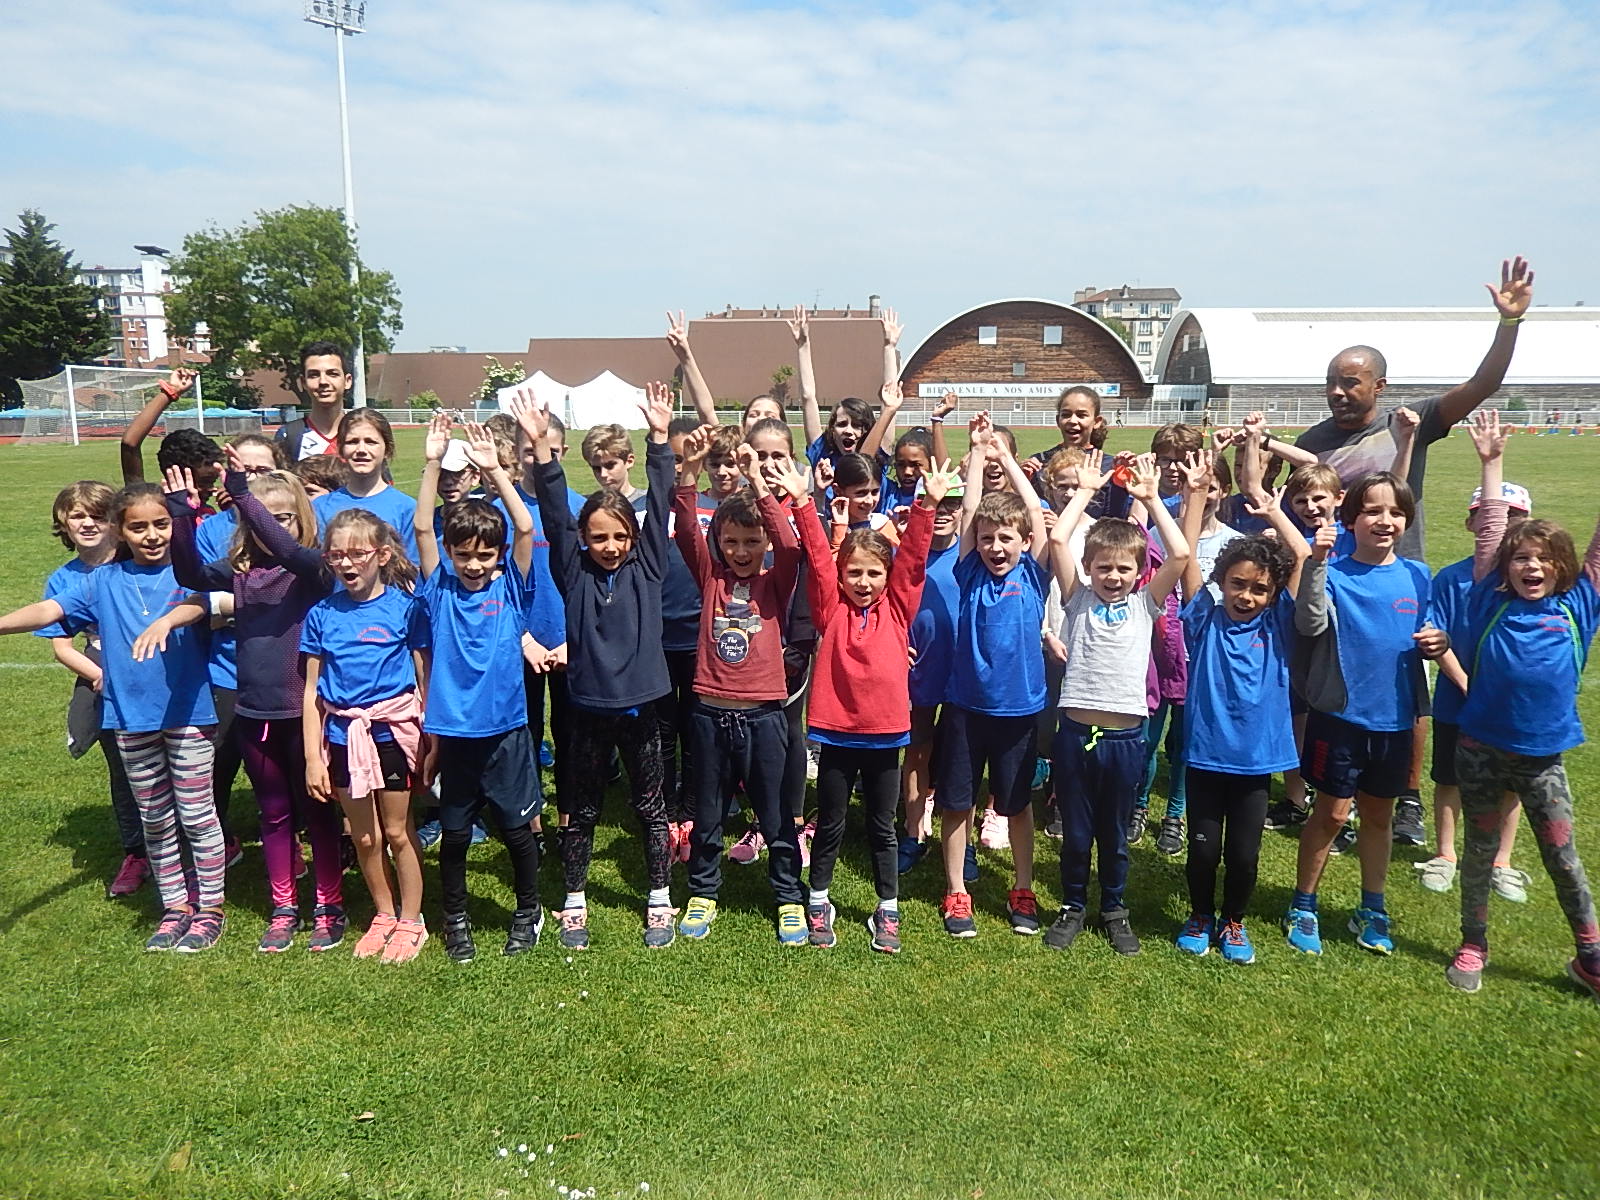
[1457,736,1599,952]
[114,727,223,911]
[560,703,670,894]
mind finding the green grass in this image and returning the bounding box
[2,427,1599,1199]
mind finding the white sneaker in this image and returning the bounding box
[978,806,1010,850]
[1413,855,1457,893]
[1492,865,1532,903]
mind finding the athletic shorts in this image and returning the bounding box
[1430,720,1459,787]
[934,706,1039,817]
[1301,710,1412,801]
[437,727,541,831]
[909,704,940,749]
[328,738,412,792]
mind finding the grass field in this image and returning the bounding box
[1,424,1598,1200]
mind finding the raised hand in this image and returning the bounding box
[1178,449,1213,493]
[1074,460,1108,495]
[933,390,958,421]
[775,461,810,502]
[968,410,993,449]
[1394,405,1421,435]
[665,310,691,360]
[785,304,810,347]
[162,463,199,508]
[1311,522,1339,562]
[1468,409,1507,461]
[880,380,904,411]
[505,387,548,444]
[223,442,251,477]
[1486,256,1534,320]
[812,456,835,495]
[920,458,959,506]
[881,306,903,347]
[461,421,499,471]
[678,423,716,479]
[164,366,198,396]
[734,442,762,488]
[639,380,673,437]
[1245,485,1287,519]
[423,409,453,463]
[830,495,851,525]
[1211,427,1237,453]
[1123,452,1161,503]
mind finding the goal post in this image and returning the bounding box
[9,365,203,446]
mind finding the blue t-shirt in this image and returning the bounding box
[909,542,960,707]
[53,562,216,733]
[1181,588,1298,774]
[1427,557,1475,724]
[517,483,566,649]
[1458,575,1600,757]
[950,550,1049,717]
[1216,493,1269,537]
[1288,512,1356,561]
[193,508,239,690]
[314,486,418,564]
[36,558,97,640]
[876,472,918,517]
[299,586,428,745]
[417,563,532,738]
[1325,556,1432,732]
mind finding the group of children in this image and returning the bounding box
[7,330,1598,1000]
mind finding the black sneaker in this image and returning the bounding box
[1392,794,1427,847]
[1102,907,1141,955]
[504,906,544,956]
[1043,906,1087,951]
[1125,806,1148,846]
[1156,817,1185,856]
[443,912,476,963]
[1044,810,1063,841]
[1331,821,1358,854]
[1263,799,1309,830]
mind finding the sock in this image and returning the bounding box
[809,888,829,907]
[1360,889,1386,914]
[879,897,899,913]
[646,887,670,908]
[563,891,586,911]
[1292,890,1318,913]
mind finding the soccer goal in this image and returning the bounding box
[7,366,206,446]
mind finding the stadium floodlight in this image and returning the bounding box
[304,1,370,407]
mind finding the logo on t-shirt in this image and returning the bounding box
[358,625,394,643]
[712,582,760,665]
[1392,597,1418,615]
[478,599,504,617]
[1092,598,1131,626]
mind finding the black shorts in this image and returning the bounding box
[1430,720,1460,787]
[934,706,1039,817]
[437,727,541,830]
[328,738,412,792]
[909,704,940,750]
[1301,710,1412,801]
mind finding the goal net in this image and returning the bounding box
[8,366,174,445]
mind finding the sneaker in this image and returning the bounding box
[1043,905,1087,950]
[224,838,244,869]
[727,828,765,865]
[1044,807,1063,840]
[380,917,428,964]
[1414,855,1457,893]
[978,806,1010,850]
[107,853,150,898]
[866,906,901,954]
[679,897,718,939]
[1349,906,1394,955]
[798,820,816,869]
[1007,888,1040,935]
[257,905,301,953]
[416,819,442,850]
[1102,907,1141,955]
[307,904,346,951]
[1330,821,1358,854]
[806,901,837,948]
[963,843,979,884]
[941,891,977,939]
[469,823,489,846]
[558,908,590,951]
[675,820,695,864]
[1446,943,1487,992]
[643,905,675,949]
[1263,800,1309,830]
[1156,817,1185,856]
[1282,907,1322,955]
[506,906,544,956]
[1567,955,1600,1001]
[1175,912,1215,957]
[1125,806,1148,846]
[353,912,398,959]
[539,738,555,768]
[1218,919,1256,965]
[175,908,225,953]
[443,912,476,963]
[897,835,928,874]
[145,908,192,951]
[1392,794,1426,846]
[776,902,807,946]
[805,741,820,783]
[1492,865,1533,903]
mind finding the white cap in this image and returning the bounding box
[1468,481,1531,513]
[440,439,475,473]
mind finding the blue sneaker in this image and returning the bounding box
[897,835,928,874]
[1282,907,1322,955]
[469,823,489,846]
[1349,907,1394,955]
[1218,919,1256,964]
[416,820,442,851]
[539,739,555,768]
[678,896,717,939]
[963,843,978,883]
[1175,912,1214,957]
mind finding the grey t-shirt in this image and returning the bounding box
[1056,585,1163,718]
[1295,396,1447,560]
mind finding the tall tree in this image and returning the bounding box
[0,210,114,407]
[166,204,402,403]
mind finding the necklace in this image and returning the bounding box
[133,575,151,616]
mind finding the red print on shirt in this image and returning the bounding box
[358,625,394,643]
[1392,597,1418,615]
[478,599,504,617]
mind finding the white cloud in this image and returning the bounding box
[2,0,1594,351]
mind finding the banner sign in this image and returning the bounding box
[917,382,1121,399]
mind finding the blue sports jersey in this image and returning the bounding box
[1181,588,1298,774]
[876,473,918,517]
[1427,556,1475,724]
[314,486,418,564]
[194,508,239,690]
[1458,574,1600,757]
[950,549,1049,717]
[909,542,961,707]
[1324,556,1432,732]
[417,562,532,738]
[53,562,216,733]
[299,585,428,745]
[36,558,97,640]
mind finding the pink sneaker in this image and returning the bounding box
[675,820,695,864]
[107,854,150,898]
[380,918,428,964]
[798,820,816,869]
[978,805,1010,850]
[353,912,398,959]
[1569,955,1600,1001]
[727,827,765,865]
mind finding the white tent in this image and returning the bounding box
[494,370,565,417]
[495,369,648,429]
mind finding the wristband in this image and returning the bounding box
[1499,315,1523,327]
[158,382,180,400]
[929,415,946,424]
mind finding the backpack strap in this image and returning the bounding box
[1472,597,1585,687]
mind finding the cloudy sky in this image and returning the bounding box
[5,1,1596,352]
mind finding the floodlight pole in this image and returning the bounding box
[305,2,368,407]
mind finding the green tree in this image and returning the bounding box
[0,210,114,407]
[1099,315,1133,346]
[476,356,527,408]
[195,361,262,411]
[166,204,401,403]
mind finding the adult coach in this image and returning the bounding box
[1295,256,1534,560]
[276,341,352,461]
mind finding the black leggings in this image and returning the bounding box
[524,665,572,814]
[441,820,541,916]
[560,703,670,893]
[810,744,900,901]
[1184,767,1269,921]
[780,690,809,823]
[657,649,698,822]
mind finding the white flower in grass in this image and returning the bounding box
[498,1148,509,1157]
[518,1144,528,1154]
